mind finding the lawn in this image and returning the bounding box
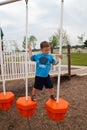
[70,53,87,66]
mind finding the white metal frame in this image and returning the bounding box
[0,0,22,5]
[0,0,64,102]
[0,0,29,100]
[57,0,64,102]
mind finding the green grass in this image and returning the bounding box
[70,53,87,66]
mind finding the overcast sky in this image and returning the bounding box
[0,0,87,49]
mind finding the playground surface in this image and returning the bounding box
[0,75,87,130]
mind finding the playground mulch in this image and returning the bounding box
[0,75,87,130]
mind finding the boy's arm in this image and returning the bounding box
[55,61,59,65]
[27,44,32,57]
[55,54,63,65]
[59,54,63,60]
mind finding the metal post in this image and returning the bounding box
[25,0,28,100]
[67,44,71,79]
[57,0,64,103]
[0,28,6,95]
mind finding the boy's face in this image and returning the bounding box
[41,46,50,54]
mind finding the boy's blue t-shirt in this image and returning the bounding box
[30,53,56,77]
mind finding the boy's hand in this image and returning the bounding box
[59,54,63,59]
[27,44,31,50]
[27,44,32,56]
[55,54,63,65]
[55,61,59,65]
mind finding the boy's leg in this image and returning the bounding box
[31,88,37,101]
[31,76,43,101]
[49,87,55,95]
[32,87,37,95]
[44,75,56,101]
[49,88,56,101]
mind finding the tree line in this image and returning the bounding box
[1,27,87,52]
[22,29,69,52]
[22,30,87,52]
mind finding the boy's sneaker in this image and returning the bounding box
[31,95,37,102]
[50,95,56,101]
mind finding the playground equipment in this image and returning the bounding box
[16,0,37,118]
[0,28,15,110]
[46,0,69,122]
[0,0,69,122]
[0,0,22,5]
[0,5,37,130]
[0,0,37,117]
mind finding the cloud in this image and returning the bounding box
[63,0,87,44]
[0,0,87,49]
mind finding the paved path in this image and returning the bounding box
[70,65,87,76]
[50,65,87,77]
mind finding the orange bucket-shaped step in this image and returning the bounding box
[16,96,37,118]
[0,92,15,110]
[46,98,69,122]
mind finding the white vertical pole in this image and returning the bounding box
[25,0,28,100]
[57,0,64,103]
[0,28,6,95]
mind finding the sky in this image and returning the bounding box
[0,0,87,50]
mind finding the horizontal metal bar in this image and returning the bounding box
[0,0,22,6]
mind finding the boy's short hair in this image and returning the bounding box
[40,41,50,49]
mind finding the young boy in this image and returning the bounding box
[28,41,62,101]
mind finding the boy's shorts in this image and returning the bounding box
[34,75,53,90]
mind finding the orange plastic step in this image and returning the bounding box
[16,96,37,118]
[0,92,15,110]
[46,98,69,122]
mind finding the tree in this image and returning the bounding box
[22,35,37,50]
[77,33,85,45]
[22,36,27,50]
[49,29,69,53]
[29,35,37,50]
[84,40,87,47]
[62,30,70,46]
[11,40,20,52]
[49,34,58,53]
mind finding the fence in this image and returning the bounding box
[0,52,60,81]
